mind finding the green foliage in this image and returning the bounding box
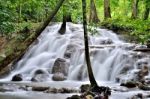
[0,1,15,36]
[0,0,149,44]
[88,23,99,36]
[101,18,150,44]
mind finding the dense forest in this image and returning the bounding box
[0,0,150,42]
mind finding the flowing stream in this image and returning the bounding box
[0,23,150,99]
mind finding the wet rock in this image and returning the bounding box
[31,69,49,82]
[52,73,66,81]
[123,44,136,50]
[85,95,94,99]
[120,64,133,74]
[135,45,147,49]
[137,65,149,82]
[31,74,49,82]
[144,76,150,84]
[80,84,90,93]
[34,69,45,75]
[113,86,129,92]
[64,52,71,59]
[64,44,79,59]
[131,93,144,99]
[58,88,78,93]
[67,95,81,99]
[136,59,149,69]
[46,87,79,93]
[96,38,113,45]
[31,77,38,82]
[52,58,69,76]
[11,74,23,81]
[131,52,145,59]
[0,87,13,92]
[139,85,150,91]
[32,86,49,91]
[120,81,137,88]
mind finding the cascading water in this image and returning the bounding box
[0,23,150,84]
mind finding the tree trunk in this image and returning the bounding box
[65,13,72,22]
[82,0,98,87]
[143,0,150,20]
[58,8,72,35]
[131,0,139,19]
[89,0,100,23]
[58,14,67,35]
[104,0,111,19]
[143,8,150,20]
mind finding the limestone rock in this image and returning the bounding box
[31,69,49,82]
[11,74,23,81]
[120,81,137,88]
[52,58,69,76]
[52,73,66,81]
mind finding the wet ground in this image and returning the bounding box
[0,81,150,99]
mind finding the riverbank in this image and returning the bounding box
[0,22,40,76]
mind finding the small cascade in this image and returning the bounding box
[0,23,150,83]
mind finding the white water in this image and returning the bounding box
[0,23,150,83]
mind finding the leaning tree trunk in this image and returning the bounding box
[131,0,139,19]
[143,0,150,20]
[89,0,100,23]
[35,0,65,36]
[0,0,65,76]
[104,0,111,19]
[82,0,98,87]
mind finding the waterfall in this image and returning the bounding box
[1,23,149,83]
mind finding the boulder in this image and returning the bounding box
[80,84,90,93]
[11,74,23,81]
[34,69,45,75]
[52,73,66,81]
[120,81,137,88]
[32,86,49,91]
[135,45,147,49]
[52,58,69,76]
[64,44,78,59]
[31,69,49,82]
[31,74,49,82]
[120,64,133,74]
[139,85,150,91]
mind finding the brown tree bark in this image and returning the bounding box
[58,10,72,35]
[89,0,100,23]
[143,8,150,20]
[82,0,98,87]
[131,0,139,19]
[104,0,111,19]
[58,14,67,35]
[143,0,150,20]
